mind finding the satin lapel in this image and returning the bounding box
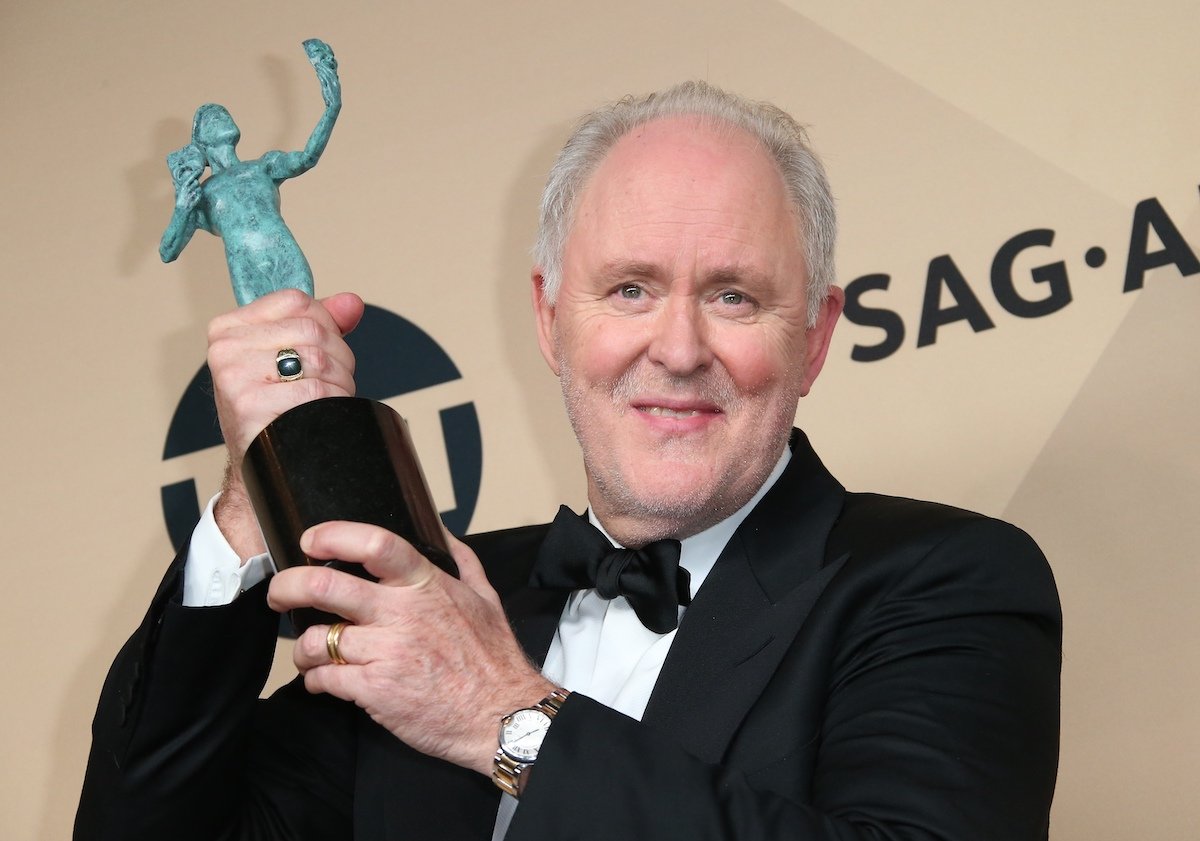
[641,430,847,764]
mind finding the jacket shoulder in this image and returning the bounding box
[826,492,1059,622]
[830,492,1042,564]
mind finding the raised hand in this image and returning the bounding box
[207,289,364,555]
[303,38,341,110]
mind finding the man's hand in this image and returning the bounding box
[207,289,364,557]
[268,522,555,775]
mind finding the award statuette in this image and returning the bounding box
[161,40,457,629]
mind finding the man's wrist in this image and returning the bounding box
[213,466,267,559]
[492,688,571,798]
[184,494,273,606]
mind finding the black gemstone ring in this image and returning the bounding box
[275,348,303,382]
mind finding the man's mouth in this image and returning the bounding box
[639,406,703,419]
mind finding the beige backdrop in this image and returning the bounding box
[2,1,1197,839]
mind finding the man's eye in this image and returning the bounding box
[619,285,643,299]
[720,291,745,305]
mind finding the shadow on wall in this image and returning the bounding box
[490,119,588,514]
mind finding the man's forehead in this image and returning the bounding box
[592,115,771,181]
[573,122,786,228]
[565,118,799,255]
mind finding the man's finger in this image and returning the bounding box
[266,564,378,624]
[320,292,364,337]
[300,521,440,589]
[221,287,315,327]
[300,662,362,704]
[444,532,502,609]
[294,621,362,672]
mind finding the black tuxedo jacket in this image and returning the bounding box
[76,431,1061,840]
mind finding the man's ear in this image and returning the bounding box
[799,286,844,397]
[531,268,561,376]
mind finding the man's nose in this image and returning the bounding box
[646,295,714,376]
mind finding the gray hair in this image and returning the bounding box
[534,80,837,326]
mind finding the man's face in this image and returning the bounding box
[533,117,841,544]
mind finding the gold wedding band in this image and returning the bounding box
[326,621,350,665]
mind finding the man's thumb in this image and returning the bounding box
[320,291,365,336]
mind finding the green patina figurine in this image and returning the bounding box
[159,39,341,305]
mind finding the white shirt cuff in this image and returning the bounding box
[182,494,276,607]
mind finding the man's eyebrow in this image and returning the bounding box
[597,262,770,285]
[707,267,763,287]
[596,260,660,281]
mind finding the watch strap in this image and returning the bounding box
[492,688,570,798]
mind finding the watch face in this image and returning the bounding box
[499,708,552,762]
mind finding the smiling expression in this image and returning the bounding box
[533,116,841,545]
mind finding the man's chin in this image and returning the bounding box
[595,473,727,529]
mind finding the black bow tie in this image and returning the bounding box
[530,505,690,634]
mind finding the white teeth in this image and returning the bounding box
[643,406,700,418]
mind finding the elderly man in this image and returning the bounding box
[76,82,1060,840]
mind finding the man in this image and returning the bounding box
[76,82,1061,840]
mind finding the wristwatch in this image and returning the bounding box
[492,688,570,798]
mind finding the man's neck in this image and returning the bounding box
[590,446,792,550]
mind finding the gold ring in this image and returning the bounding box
[276,348,303,382]
[326,621,349,665]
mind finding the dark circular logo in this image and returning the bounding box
[160,304,482,551]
